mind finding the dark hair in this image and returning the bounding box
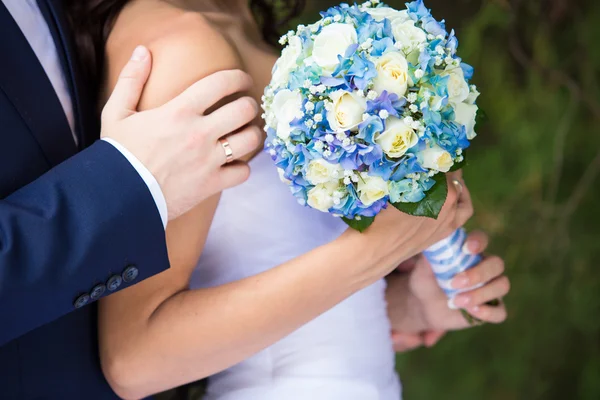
[64,0,306,98]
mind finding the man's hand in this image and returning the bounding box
[387,231,510,352]
[101,46,261,220]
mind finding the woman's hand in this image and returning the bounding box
[386,231,511,352]
[346,172,474,285]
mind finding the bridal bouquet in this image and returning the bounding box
[262,0,484,322]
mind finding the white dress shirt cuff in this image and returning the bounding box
[102,138,168,229]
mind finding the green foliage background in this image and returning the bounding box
[163,1,600,399]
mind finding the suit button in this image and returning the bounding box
[74,294,90,309]
[90,284,107,300]
[122,265,139,283]
[107,275,123,291]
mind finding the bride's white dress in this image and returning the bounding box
[190,152,402,400]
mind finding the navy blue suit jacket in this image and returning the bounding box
[0,1,170,398]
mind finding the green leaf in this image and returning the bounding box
[391,174,448,219]
[450,154,468,172]
[475,107,488,129]
[342,216,375,232]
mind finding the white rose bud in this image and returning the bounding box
[453,102,478,140]
[270,89,303,140]
[357,175,389,206]
[443,67,470,103]
[306,159,345,185]
[326,90,367,132]
[375,117,419,158]
[392,20,427,50]
[307,182,340,212]
[373,51,412,97]
[312,23,358,73]
[419,144,454,172]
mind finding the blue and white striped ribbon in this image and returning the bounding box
[423,228,483,308]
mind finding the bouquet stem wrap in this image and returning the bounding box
[423,228,484,323]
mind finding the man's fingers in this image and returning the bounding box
[392,331,424,353]
[169,70,253,114]
[215,126,262,165]
[423,331,446,347]
[205,96,259,140]
[102,46,152,123]
[214,162,251,191]
[466,302,508,324]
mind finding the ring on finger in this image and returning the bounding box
[219,138,234,164]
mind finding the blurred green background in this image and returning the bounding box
[162,0,600,399]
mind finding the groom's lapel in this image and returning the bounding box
[0,2,77,166]
[37,0,99,150]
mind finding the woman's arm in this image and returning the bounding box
[99,11,472,400]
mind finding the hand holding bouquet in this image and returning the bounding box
[262,0,489,323]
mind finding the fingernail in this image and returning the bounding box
[462,240,478,255]
[453,276,470,289]
[131,45,148,61]
[470,306,481,313]
[448,298,459,310]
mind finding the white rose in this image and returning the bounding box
[443,67,470,103]
[466,86,480,105]
[375,117,419,158]
[366,7,410,23]
[357,175,389,206]
[312,23,358,73]
[306,159,344,185]
[420,145,454,172]
[453,102,478,140]
[271,36,302,89]
[373,51,412,97]
[270,89,303,140]
[392,20,427,50]
[326,90,367,132]
[307,182,339,212]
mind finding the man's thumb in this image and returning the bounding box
[102,46,152,123]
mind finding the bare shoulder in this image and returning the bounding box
[105,3,243,109]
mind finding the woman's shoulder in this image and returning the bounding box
[105,3,243,108]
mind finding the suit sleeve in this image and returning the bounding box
[0,140,169,345]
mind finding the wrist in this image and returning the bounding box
[336,228,401,289]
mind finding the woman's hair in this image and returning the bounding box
[63,0,306,98]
